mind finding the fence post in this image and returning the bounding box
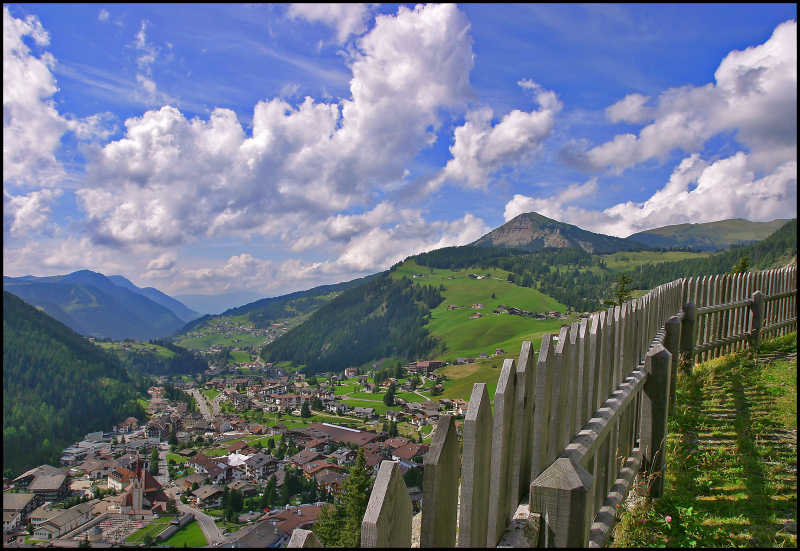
[458,384,492,548]
[749,290,764,356]
[288,529,322,548]
[679,302,696,373]
[529,457,593,548]
[664,316,681,415]
[640,345,671,498]
[361,461,412,548]
[421,415,460,547]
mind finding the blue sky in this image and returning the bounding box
[3,3,797,309]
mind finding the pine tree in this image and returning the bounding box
[301,400,311,418]
[340,448,372,547]
[313,503,346,546]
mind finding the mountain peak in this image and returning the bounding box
[472,211,642,254]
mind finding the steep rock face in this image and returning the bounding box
[472,212,641,254]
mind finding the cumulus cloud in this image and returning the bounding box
[429,81,562,191]
[504,179,598,221]
[569,20,796,174]
[287,3,371,44]
[78,3,475,250]
[4,7,117,189]
[98,9,109,22]
[504,152,796,237]
[3,188,62,237]
[605,93,651,124]
[3,6,69,187]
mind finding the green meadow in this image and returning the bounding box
[392,259,569,361]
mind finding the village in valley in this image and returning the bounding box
[2,355,484,547]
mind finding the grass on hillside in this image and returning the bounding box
[161,520,208,547]
[612,333,797,548]
[599,250,711,271]
[124,516,173,543]
[439,360,505,403]
[391,259,570,361]
[96,340,176,359]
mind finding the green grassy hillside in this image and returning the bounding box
[625,218,791,251]
[391,259,568,361]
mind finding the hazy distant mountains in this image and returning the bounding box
[173,291,264,316]
[3,270,199,341]
[625,218,792,251]
[472,212,643,254]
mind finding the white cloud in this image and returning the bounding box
[429,82,562,191]
[504,152,796,237]
[504,179,598,222]
[3,188,62,237]
[131,20,171,105]
[146,252,176,271]
[605,93,651,124]
[571,20,797,174]
[287,3,371,44]
[4,8,118,189]
[79,3,476,250]
[98,9,110,22]
[3,6,69,187]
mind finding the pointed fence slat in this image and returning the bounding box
[421,415,460,547]
[458,384,492,548]
[362,461,412,548]
[510,341,536,506]
[531,334,555,481]
[487,358,517,547]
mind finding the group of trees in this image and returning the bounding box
[383,383,397,406]
[3,291,147,476]
[115,339,209,375]
[626,220,796,291]
[262,275,444,374]
[313,449,373,547]
[380,420,399,437]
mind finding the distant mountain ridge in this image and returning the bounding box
[107,275,200,322]
[472,212,645,254]
[624,218,792,251]
[3,270,195,340]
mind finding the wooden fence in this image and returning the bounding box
[288,266,796,548]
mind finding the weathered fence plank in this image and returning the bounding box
[531,335,555,481]
[640,345,672,498]
[510,341,535,506]
[530,457,594,548]
[458,384,492,548]
[288,529,322,548]
[422,415,460,547]
[487,358,517,546]
[362,461,412,548]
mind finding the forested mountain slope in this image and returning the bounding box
[625,217,791,251]
[627,218,797,289]
[108,274,200,322]
[261,274,443,374]
[3,292,146,476]
[3,270,187,340]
